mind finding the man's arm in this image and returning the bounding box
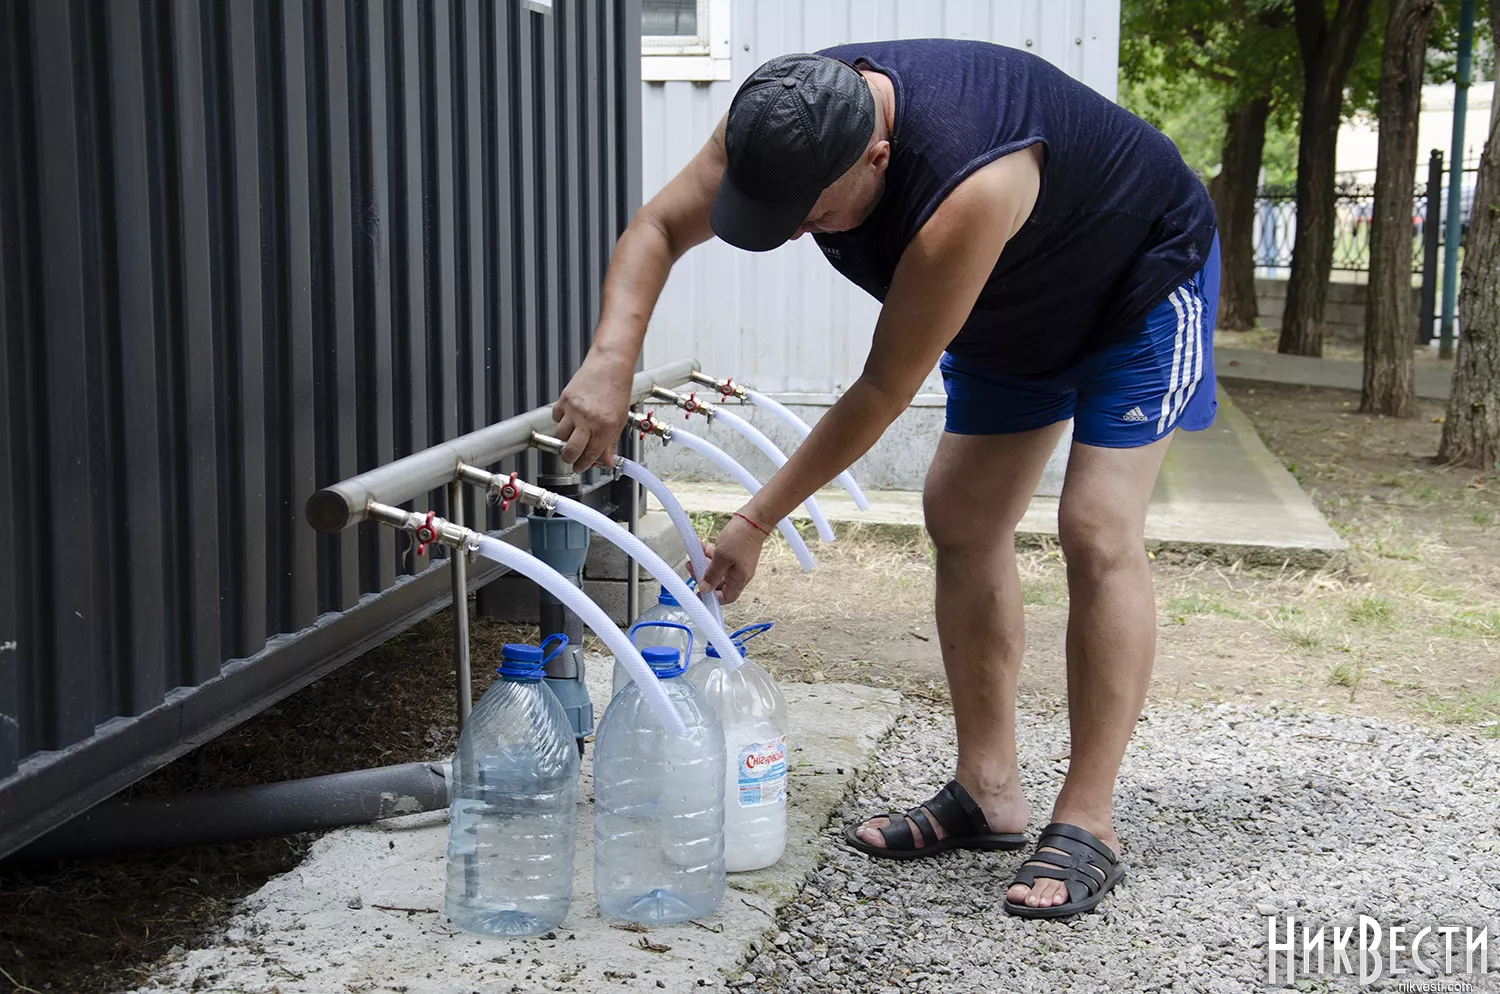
[702,145,1042,601]
[551,117,728,470]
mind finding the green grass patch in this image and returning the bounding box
[1366,534,1422,561]
[1267,606,1326,652]
[1413,682,1500,735]
[1473,509,1494,527]
[1327,652,1367,701]
[1021,579,1057,606]
[1431,608,1500,639]
[1164,592,1247,623]
[1346,596,1395,628]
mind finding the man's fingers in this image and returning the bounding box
[701,555,728,592]
[687,540,714,580]
[560,426,590,467]
[580,435,613,473]
[718,571,745,605]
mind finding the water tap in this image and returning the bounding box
[367,501,483,562]
[689,370,749,403]
[627,410,674,445]
[649,385,717,423]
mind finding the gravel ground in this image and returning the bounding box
[735,701,1500,993]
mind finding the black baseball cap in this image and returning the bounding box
[711,54,877,252]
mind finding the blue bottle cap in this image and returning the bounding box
[641,645,686,678]
[497,634,567,681]
[657,584,679,607]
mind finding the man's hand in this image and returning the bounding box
[698,511,770,605]
[552,349,635,472]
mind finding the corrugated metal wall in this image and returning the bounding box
[639,0,1122,395]
[0,0,641,857]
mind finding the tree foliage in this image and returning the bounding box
[1120,0,1488,185]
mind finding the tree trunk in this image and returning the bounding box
[1209,96,1271,332]
[1279,0,1375,356]
[1438,3,1500,469]
[1361,0,1436,417]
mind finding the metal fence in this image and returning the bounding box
[1251,169,1480,277]
[0,0,642,858]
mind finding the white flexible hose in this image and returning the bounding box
[745,388,871,511]
[710,407,836,543]
[550,496,742,665]
[473,536,686,737]
[617,458,727,636]
[669,427,817,573]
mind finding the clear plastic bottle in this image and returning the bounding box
[686,622,788,872]
[611,584,705,698]
[594,637,726,923]
[445,635,580,936]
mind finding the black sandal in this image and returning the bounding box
[1003,822,1125,919]
[842,780,1028,860]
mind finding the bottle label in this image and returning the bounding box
[736,735,787,807]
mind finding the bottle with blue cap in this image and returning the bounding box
[445,634,580,936]
[593,623,726,923]
[611,583,706,698]
[687,622,788,871]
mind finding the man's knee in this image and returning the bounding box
[1057,504,1146,579]
[923,473,1021,553]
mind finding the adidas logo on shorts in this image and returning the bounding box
[1122,406,1149,423]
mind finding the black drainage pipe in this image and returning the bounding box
[8,761,451,862]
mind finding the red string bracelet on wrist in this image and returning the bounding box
[733,511,773,537]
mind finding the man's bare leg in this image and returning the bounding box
[1006,433,1172,909]
[854,422,1067,848]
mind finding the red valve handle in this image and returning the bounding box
[414,510,438,556]
[683,391,699,419]
[498,471,521,512]
[718,376,737,400]
[638,410,658,439]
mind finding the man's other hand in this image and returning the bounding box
[699,511,770,605]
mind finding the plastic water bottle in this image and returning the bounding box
[446,635,580,936]
[594,634,726,923]
[611,584,704,697]
[687,622,788,872]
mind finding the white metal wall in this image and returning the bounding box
[640,0,1123,396]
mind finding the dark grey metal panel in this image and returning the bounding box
[0,0,643,858]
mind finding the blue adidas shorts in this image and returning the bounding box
[940,235,1220,448]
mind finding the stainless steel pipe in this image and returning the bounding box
[305,358,699,532]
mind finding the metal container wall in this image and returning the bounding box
[639,0,1122,397]
[0,0,642,857]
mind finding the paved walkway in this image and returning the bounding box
[129,665,903,994]
[663,386,1344,568]
[1215,346,1452,400]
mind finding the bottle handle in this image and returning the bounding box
[539,632,569,665]
[729,621,774,649]
[627,620,695,663]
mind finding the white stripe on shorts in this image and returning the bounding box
[1158,289,1188,432]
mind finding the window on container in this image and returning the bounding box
[642,0,708,55]
[641,0,731,81]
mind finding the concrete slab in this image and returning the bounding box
[130,664,901,994]
[584,511,687,581]
[1216,345,1453,400]
[662,386,1344,568]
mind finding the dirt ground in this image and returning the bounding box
[3,376,1497,994]
[745,379,1499,727]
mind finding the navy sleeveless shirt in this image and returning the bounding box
[812,39,1217,378]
